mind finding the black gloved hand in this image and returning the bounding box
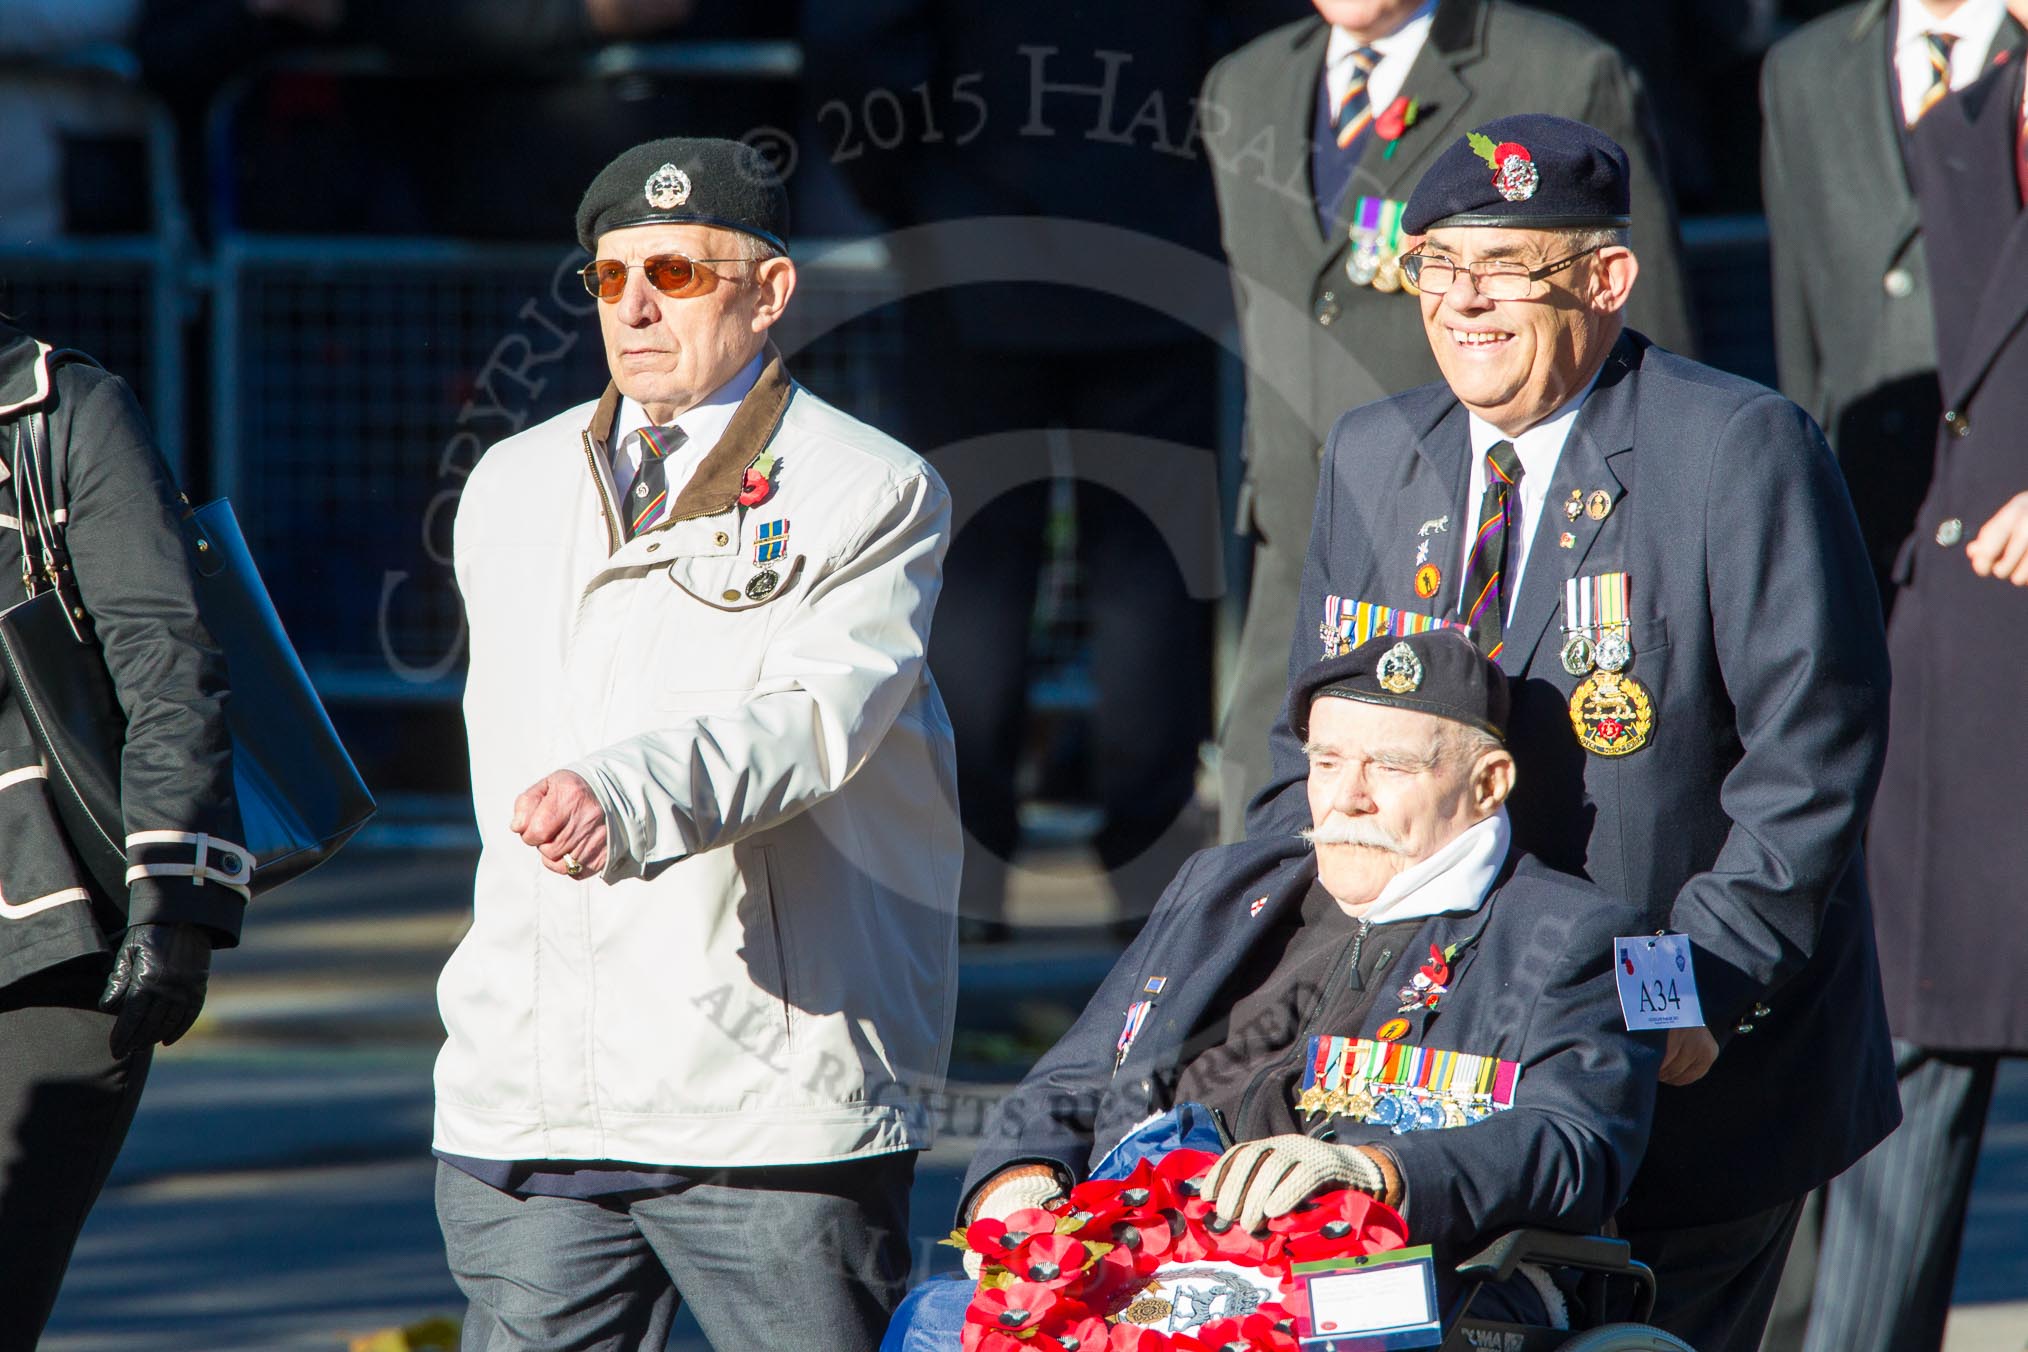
[99,922,213,1059]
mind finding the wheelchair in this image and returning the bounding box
[1430,1228,1695,1352]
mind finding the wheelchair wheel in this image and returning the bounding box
[1554,1324,1697,1351]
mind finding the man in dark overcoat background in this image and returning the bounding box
[1761,0,2023,609]
[1796,44,2028,1352]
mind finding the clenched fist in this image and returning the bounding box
[512,770,610,879]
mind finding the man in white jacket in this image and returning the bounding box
[434,136,962,1351]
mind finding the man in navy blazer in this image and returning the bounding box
[1245,115,1899,1352]
[962,629,1663,1322]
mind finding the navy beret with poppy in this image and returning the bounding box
[1402,113,1631,235]
[576,137,789,255]
[1288,627,1509,742]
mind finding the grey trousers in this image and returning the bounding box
[1799,1040,2001,1352]
[1621,1198,1805,1352]
[437,1152,916,1352]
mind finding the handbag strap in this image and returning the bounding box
[8,347,104,643]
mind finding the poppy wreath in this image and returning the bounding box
[944,1149,1410,1351]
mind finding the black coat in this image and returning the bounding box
[1873,60,2028,1052]
[0,328,245,987]
[1760,0,2025,607]
[962,834,1663,1265]
[1248,333,1900,1226]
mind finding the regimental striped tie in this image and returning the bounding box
[621,423,687,539]
[1914,31,1956,126]
[1461,439,1524,661]
[1334,45,1382,149]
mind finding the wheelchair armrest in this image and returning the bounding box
[1454,1230,1656,1324]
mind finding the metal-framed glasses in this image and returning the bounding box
[1400,245,1602,300]
[579,254,756,302]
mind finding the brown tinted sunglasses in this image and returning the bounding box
[578,254,757,302]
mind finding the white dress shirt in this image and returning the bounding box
[1324,1,1438,131]
[1457,368,1603,619]
[608,351,765,503]
[1894,0,2007,125]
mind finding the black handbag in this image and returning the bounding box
[0,354,375,898]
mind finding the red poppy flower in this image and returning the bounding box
[960,1324,1030,1352]
[1374,95,1415,141]
[1152,1148,1221,1201]
[965,1207,1059,1263]
[1078,1242,1151,1307]
[1070,1160,1177,1217]
[1190,1314,1299,1352]
[1420,943,1450,987]
[1034,1314,1114,1352]
[1273,1187,1409,1265]
[965,1281,1065,1336]
[1005,1233,1093,1290]
[1493,140,1531,164]
[1108,1326,1173,1352]
[1108,1206,1185,1261]
[1179,1197,1279,1266]
[737,467,772,506]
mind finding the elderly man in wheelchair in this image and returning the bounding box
[898,630,1689,1351]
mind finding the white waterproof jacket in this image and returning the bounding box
[436,352,961,1167]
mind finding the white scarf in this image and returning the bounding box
[1331,807,1510,927]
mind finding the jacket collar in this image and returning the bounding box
[586,344,796,528]
[0,327,54,420]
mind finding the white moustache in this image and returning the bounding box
[1301,821,1408,853]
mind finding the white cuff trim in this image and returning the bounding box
[124,830,254,888]
[123,863,253,900]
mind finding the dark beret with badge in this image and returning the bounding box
[576,137,790,255]
[1289,628,1509,742]
[1402,113,1632,234]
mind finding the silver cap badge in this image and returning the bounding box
[644,163,692,210]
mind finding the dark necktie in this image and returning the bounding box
[1461,439,1524,661]
[621,423,686,539]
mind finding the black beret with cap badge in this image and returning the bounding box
[575,137,789,255]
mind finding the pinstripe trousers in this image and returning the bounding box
[1799,1040,2001,1352]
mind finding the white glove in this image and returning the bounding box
[1204,1134,1386,1231]
[963,1167,1068,1279]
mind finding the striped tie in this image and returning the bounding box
[1334,46,1382,148]
[1461,440,1524,661]
[1913,32,1956,125]
[621,423,686,539]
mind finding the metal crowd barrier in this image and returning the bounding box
[209,234,901,701]
[0,46,193,475]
